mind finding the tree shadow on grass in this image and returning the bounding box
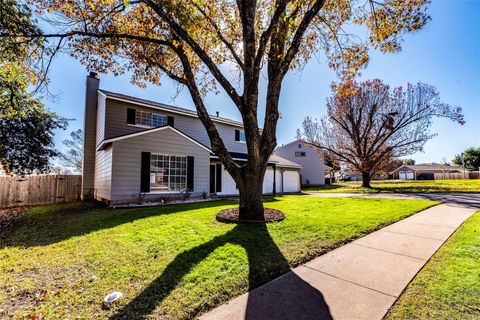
[1,200,230,248]
[1,197,283,249]
[109,223,332,320]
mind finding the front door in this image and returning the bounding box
[210,163,222,194]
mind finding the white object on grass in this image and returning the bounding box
[104,291,123,303]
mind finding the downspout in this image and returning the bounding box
[272,164,276,195]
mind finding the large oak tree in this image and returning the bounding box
[300,80,464,187]
[4,0,431,219]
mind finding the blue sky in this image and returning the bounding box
[44,0,479,164]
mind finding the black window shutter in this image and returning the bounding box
[140,152,151,193]
[127,108,136,124]
[235,129,240,141]
[215,163,222,192]
[167,116,174,127]
[187,156,194,192]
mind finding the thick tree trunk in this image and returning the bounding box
[361,171,372,188]
[237,164,267,221]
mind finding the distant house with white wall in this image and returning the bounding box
[391,163,462,180]
[274,139,330,186]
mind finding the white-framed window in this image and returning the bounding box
[238,130,246,142]
[150,154,187,191]
[295,151,306,157]
[135,110,168,127]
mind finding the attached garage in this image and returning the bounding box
[391,163,462,180]
[216,154,302,196]
[399,171,415,180]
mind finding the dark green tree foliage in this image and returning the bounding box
[452,147,480,171]
[0,0,66,174]
[0,104,66,174]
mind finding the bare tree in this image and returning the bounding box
[300,80,464,188]
[59,129,83,174]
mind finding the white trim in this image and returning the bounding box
[210,155,247,162]
[100,90,246,128]
[98,90,108,100]
[98,126,212,153]
[145,191,182,195]
[127,123,152,129]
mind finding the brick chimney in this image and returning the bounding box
[82,72,99,199]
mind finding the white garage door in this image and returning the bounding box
[283,170,301,193]
[263,168,274,194]
[399,171,414,180]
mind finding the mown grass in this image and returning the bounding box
[304,179,480,193]
[386,211,480,320]
[0,196,436,319]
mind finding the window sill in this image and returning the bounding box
[127,123,153,129]
[145,191,183,195]
[235,141,246,144]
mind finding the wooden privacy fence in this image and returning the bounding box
[0,175,81,208]
[433,171,480,180]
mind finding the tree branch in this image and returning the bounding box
[192,2,244,69]
[142,0,243,108]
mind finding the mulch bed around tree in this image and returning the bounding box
[216,207,285,224]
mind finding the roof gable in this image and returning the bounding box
[97,126,212,152]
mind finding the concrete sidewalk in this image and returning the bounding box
[199,202,478,320]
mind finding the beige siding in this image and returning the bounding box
[96,92,106,145]
[104,99,247,154]
[94,146,112,200]
[110,128,210,201]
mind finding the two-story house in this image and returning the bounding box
[274,139,331,186]
[82,72,302,204]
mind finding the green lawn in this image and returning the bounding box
[304,179,480,193]
[386,210,480,320]
[0,196,436,319]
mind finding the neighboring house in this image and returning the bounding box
[274,139,330,186]
[82,72,301,204]
[391,163,462,180]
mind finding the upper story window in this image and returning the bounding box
[295,151,306,157]
[298,143,302,148]
[136,110,168,127]
[235,129,246,143]
[127,108,174,128]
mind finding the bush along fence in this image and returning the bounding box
[0,175,81,208]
